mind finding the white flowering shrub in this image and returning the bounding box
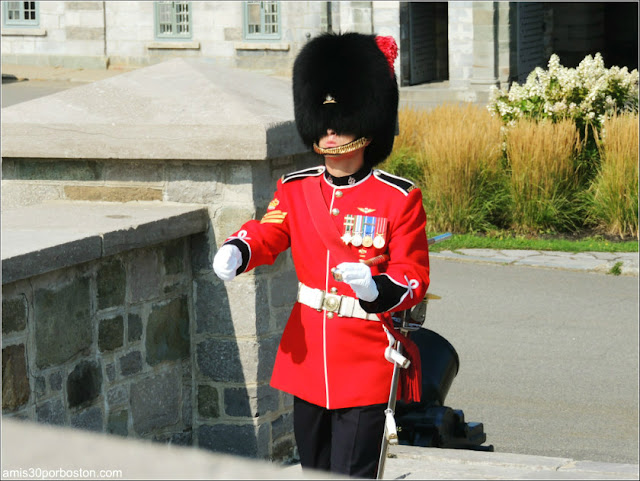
[489,53,639,129]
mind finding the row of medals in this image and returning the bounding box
[341,231,385,249]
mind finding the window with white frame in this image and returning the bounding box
[245,1,280,40]
[155,1,191,39]
[3,1,38,26]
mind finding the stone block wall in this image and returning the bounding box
[448,2,474,88]
[2,237,194,444]
[2,152,319,461]
[448,2,514,95]
[1,1,108,69]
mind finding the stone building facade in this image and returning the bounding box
[2,2,636,95]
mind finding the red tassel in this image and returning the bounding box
[398,337,422,403]
[378,313,422,404]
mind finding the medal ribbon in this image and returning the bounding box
[363,216,376,239]
[375,217,387,238]
[343,215,355,235]
[354,215,364,238]
[363,216,376,247]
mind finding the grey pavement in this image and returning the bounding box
[421,258,638,466]
[1,63,132,83]
[1,64,130,108]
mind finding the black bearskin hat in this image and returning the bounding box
[292,32,399,167]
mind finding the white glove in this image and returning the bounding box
[213,244,242,281]
[334,262,379,302]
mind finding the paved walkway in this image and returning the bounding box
[431,249,638,276]
[2,63,134,83]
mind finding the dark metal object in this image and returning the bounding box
[395,328,494,452]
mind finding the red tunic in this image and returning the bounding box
[223,166,430,409]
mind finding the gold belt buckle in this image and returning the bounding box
[322,293,342,313]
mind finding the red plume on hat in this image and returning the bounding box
[292,32,399,167]
[375,35,398,76]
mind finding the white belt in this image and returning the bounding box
[297,283,379,321]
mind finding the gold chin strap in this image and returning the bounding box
[313,137,371,156]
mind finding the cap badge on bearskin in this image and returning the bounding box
[323,94,337,105]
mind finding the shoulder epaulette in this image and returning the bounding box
[373,169,416,196]
[281,165,325,183]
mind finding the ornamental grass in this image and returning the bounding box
[586,114,639,239]
[396,104,505,233]
[505,118,582,233]
[384,100,637,238]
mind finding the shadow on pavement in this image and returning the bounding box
[2,74,25,84]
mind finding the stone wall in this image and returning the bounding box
[2,47,319,464]
[448,2,474,89]
[186,155,318,460]
[2,152,319,461]
[2,237,194,444]
[1,1,108,69]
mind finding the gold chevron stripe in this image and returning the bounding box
[262,213,287,219]
[260,218,286,224]
[261,211,287,224]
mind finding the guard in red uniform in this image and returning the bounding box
[213,32,430,478]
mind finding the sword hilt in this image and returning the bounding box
[332,254,389,281]
[361,254,390,267]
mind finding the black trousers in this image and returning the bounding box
[293,396,386,479]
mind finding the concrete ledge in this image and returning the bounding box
[3,418,636,480]
[0,58,306,160]
[384,445,639,480]
[146,41,201,50]
[1,418,337,480]
[1,200,209,284]
[1,28,47,36]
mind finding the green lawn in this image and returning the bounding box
[427,231,639,253]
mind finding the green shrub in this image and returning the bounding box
[489,53,638,128]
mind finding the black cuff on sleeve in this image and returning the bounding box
[359,275,407,313]
[224,239,250,275]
